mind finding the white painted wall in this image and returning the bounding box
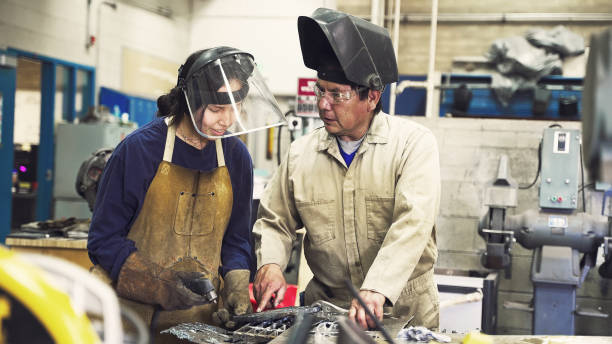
[13,90,69,145]
[1,0,339,98]
[189,0,336,96]
[0,0,191,94]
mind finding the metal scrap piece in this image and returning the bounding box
[310,300,348,321]
[233,316,295,343]
[160,323,233,343]
[231,306,320,327]
[162,301,355,344]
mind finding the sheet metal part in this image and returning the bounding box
[232,301,348,328]
[161,318,299,344]
[160,323,233,343]
[233,316,294,343]
[269,317,411,344]
[231,306,319,327]
[162,301,350,343]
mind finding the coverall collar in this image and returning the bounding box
[317,112,390,152]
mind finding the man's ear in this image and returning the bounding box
[367,90,382,112]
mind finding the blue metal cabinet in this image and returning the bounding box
[99,87,157,127]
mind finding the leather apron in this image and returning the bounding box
[118,119,233,338]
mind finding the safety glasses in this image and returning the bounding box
[313,84,365,104]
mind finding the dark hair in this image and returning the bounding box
[156,49,207,125]
[352,85,383,115]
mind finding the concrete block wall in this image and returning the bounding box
[339,0,612,74]
[409,116,612,335]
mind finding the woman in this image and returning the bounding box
[87,47,286,338]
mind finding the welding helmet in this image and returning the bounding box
[178,47,286,139]
[297,8,398,90]
[76,147,113,211]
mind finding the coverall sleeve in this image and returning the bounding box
[253,150,302,271]
[360,130,441,304]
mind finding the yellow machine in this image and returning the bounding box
[0,245,105,344]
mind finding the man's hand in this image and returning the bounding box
[253,264,287,312]
[348,290,386,330]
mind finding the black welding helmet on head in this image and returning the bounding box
[178,46,286,139]
[297,8,398,90]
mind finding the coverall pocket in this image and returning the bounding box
[395,280,439,329]
[365,196,394,242]
[296,200,336,245]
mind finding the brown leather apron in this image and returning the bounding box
[99,118,234,341]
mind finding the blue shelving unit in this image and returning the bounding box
[383,74,583,120]
[99,87,157,127]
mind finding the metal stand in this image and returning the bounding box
[531,246,579,335]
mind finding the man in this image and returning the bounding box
[253,8,441,330]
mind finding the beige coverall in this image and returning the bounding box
[254,112,441,328]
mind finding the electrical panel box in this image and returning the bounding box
[539,128,581,210]
[53,122,136,219]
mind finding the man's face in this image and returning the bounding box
[315,79,378,141]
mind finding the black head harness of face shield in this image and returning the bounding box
[189,63,250,106]
[177,47,254,109]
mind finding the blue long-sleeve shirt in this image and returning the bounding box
[87,117,253,281]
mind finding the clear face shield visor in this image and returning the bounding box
[183,54,286,139]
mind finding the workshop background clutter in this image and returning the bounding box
[1,0,612,341]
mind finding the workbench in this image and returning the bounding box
[5,237,91,270]
[269,317,612,343]
[270,331,612,343]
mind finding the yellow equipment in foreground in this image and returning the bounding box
[0,245,100,343]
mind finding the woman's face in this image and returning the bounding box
[197,78,243,137]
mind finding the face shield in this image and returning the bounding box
[183,52,286,139]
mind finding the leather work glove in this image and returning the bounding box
[116,251,211,311]
[212,269,252,329]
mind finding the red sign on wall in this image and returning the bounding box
[296,78,318,117]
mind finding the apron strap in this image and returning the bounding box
[164,116,226,168]
[163,117,176,162]
[215,139,226,167]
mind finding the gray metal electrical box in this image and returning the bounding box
[54,122,136,219]
[539,128,581,210]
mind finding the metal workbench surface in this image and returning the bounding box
[269,317,612,344]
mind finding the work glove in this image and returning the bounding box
[116,251,210,311]
[212,269,252,329]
